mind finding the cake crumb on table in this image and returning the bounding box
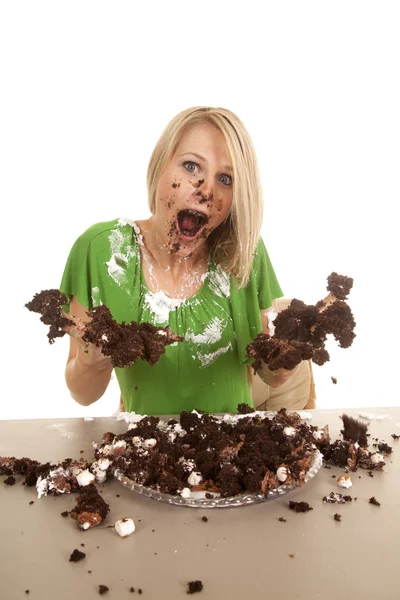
[69,549,86,562]
[334,513,342,521]
[187,580,203,594]
[288,501,313,512]
[201,516,208,522]
[278,517,287,522]
[98,585,109,595]
[369,496,381,506]
[289,553,296,558]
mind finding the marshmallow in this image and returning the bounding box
[114,518,136,538]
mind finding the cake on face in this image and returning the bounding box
[25,289,183,367]
[246,272,356,371]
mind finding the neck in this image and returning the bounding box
[137,217,209,272]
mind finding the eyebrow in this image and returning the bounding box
[179,152,232,172]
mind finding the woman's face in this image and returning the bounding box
[154,123,234,257]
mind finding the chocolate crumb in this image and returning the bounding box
[331,377,337,384]
[331,475,336,478]
[98,585,109,595]
[278,517,287,522]
[334,513,342,521]
[205,493,213,499]
[289,553,296,558]
[4,475,16,485]
[29,501,34,505]
[88,571,92,574]
[61,511,69,517]
[187,580,203,594]
[368,471,374,478]
[288,501,313,513]
[201,516,208,522]
[138,589,143,595]
[69,549,86,562]
[116,494,120,497]
[152,529,155,532]
[369,496,381,506]
[25,591,30,595]
[80,450,84,454]
[378,442,392,454]
[130,588,135,593]
[81,543,85,547]
[391,433,400,440]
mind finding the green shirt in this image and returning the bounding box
[60,218,283,414]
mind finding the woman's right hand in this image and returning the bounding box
[64,300,113,370]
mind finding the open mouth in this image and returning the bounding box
[177,209,209,239]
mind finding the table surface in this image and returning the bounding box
[1,407,399,600]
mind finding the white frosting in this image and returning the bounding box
[114,440,127,450]
[76,470,95,487]
[313,429,324,441]
[132,436,142,447]
[188,471,202,486]
[36,477,48,499]
[90,459,110,483]
[276,466,289,482]
[114,518,136,537]
[197,343,232,367]
[143,290,186,325]
[371,452,384,464]
[185,317,225,345]
[84,416,94,422]
[359,412,390,421]
[207,266,230,298]
[181,487,191,498]
[118,217,135,228]
[337,475,353,489]
[81,522,90,530]
[142,438,157,449]
[283,426,296,437]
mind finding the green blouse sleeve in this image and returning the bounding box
[230,236,283,365]
[59,219,128,314]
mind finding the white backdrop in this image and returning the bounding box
[1,1,399,419]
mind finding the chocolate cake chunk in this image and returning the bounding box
[108,406,320,499]
[246,273,356,371]
[369,496,381,506]
[187,580,203,594]
[26,288,183,367]
[25,289,72,343]
[340,414,368,447]
[4,475,16,485]
[323,493,352,504]
[237,403,254,414]
[83,305,183,368]
[288,501,313,513]
[69,549,86,562]
[392,434,400,440]
[377,442,392,454]
[70,484,110,530]
[98,585,109,595]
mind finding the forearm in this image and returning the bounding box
[65,349,113,406]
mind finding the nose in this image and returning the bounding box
[193,178,214,203]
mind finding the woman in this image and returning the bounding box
[61,106,298,414]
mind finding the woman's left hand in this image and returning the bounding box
[256,362,301,388]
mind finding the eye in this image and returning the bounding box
[183,161,198,173]
[219,174,233,186]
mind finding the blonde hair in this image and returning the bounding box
[146,106,264,288]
